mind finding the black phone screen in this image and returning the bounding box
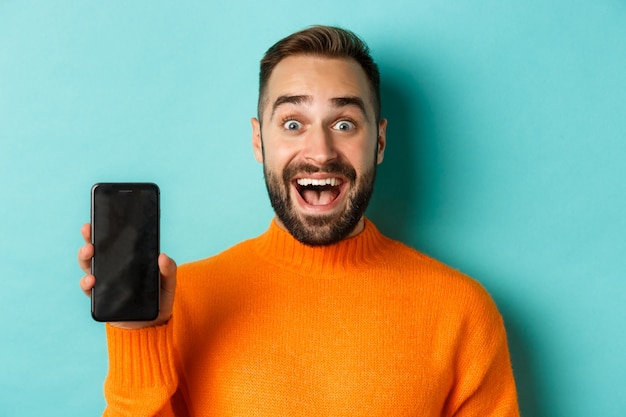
[90,183,160,322]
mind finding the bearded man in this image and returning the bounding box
[78,25,520,417]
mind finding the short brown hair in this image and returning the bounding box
[258,25,381,122]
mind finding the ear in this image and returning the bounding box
[376,118,387,164]
[251,117,263,163]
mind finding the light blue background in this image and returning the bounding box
[1,1,624,415]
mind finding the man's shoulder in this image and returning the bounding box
[178,235,260,274]
[378,235,492,303]
[378,235,463,275]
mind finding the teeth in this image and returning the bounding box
[296,178,342,187]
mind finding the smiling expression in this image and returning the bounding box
[252,55,386,246]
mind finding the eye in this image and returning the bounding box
[332,120,355,131]
[283,119,302,131]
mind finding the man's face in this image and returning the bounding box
[252,55,386,246]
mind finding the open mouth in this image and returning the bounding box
[294,177,344,207]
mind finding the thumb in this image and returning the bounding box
[158,253,177,294]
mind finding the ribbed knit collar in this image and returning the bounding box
[253,217,390,276]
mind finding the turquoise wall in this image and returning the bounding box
[1,1,624,415]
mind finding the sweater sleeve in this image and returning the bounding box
[443,291,520,417]
[102,322,179,417]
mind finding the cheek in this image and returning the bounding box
[341,141,378,171]
[261,136,301,168]
[262,145,297,174]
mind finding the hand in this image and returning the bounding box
[78,223,177,329]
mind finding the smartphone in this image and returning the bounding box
[90,183,160,322]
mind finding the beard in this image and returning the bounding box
[263,157,377,246]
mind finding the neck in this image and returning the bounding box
[254,218,388,276]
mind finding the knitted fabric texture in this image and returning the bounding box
[103,219,519,416]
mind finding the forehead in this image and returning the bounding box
[264,55,375,114]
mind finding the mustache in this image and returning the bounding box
[282,161,357,183]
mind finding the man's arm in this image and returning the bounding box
[443,292,520,417]
[103,324,179,417]
[78,224,181,416]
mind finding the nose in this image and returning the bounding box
[302,126,337,165]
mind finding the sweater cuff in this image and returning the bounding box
[105,321,177,390]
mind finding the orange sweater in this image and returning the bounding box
[103,219,519,416]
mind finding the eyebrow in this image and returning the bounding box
[331,96,368,121]
[271,95,311,118]
[271,95,369,121]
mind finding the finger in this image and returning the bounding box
[78,242,94,275]
[80,274,95,297]
[159,253,177,294]
[80,223,91,244]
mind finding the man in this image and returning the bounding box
[78,25,520,416]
